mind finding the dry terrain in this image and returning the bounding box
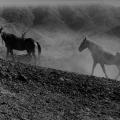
[0,4,120,120]
[0,58,119,119]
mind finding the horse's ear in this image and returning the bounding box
[84,36,87,41]
[85,35,88,39]
[0,26,3,30]
[0,26,3,32]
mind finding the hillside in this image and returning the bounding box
[0,58,119,120]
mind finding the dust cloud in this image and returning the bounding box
[37,29,120,79]
[0,3,120,80]
[1,28,119,79]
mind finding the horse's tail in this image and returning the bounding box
[36,42,41,55]
[1,32,5,45]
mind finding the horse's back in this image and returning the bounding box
[104,51,115,60]
[13,38,26,50]
[2,33,26,50]
[24,38,35,51]
[89,42,116,64]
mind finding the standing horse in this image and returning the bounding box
[0,26,41,64]
[79,36,120,79]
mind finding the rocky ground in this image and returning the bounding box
[0,58,119,120]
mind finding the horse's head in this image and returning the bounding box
[79,36,88,52]
[0,26,3,34]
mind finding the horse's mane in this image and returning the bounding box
[87,39,103,50]
[2,32,23,41]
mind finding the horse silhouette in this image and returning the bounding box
[79,36,120,79]
[0,26,41,63]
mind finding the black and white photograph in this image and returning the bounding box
[0,0,120,119]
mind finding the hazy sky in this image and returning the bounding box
[0,0,120,6]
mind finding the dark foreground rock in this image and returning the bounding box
[0,58,119,120]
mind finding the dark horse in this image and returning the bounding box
[0,27,41,64]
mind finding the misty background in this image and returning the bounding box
[0,2,120,79]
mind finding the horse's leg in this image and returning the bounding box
[27,52,31,57]
[6,48,9,60]
[100,64,108,78]
[6,47,11,60]
[91,61,97,76]
[10,50,15,61]
[27,49,32,56]
[32,51,36,65]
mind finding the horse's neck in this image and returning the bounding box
[1,32,5,38]
[87,41,100,51]
[1,31,3,35]
[1,32,6,36]
[87,41,104,57]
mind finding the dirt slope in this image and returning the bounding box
[0,58,119,120]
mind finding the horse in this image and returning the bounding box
[0,26,41,64]
[79,36,120,79]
